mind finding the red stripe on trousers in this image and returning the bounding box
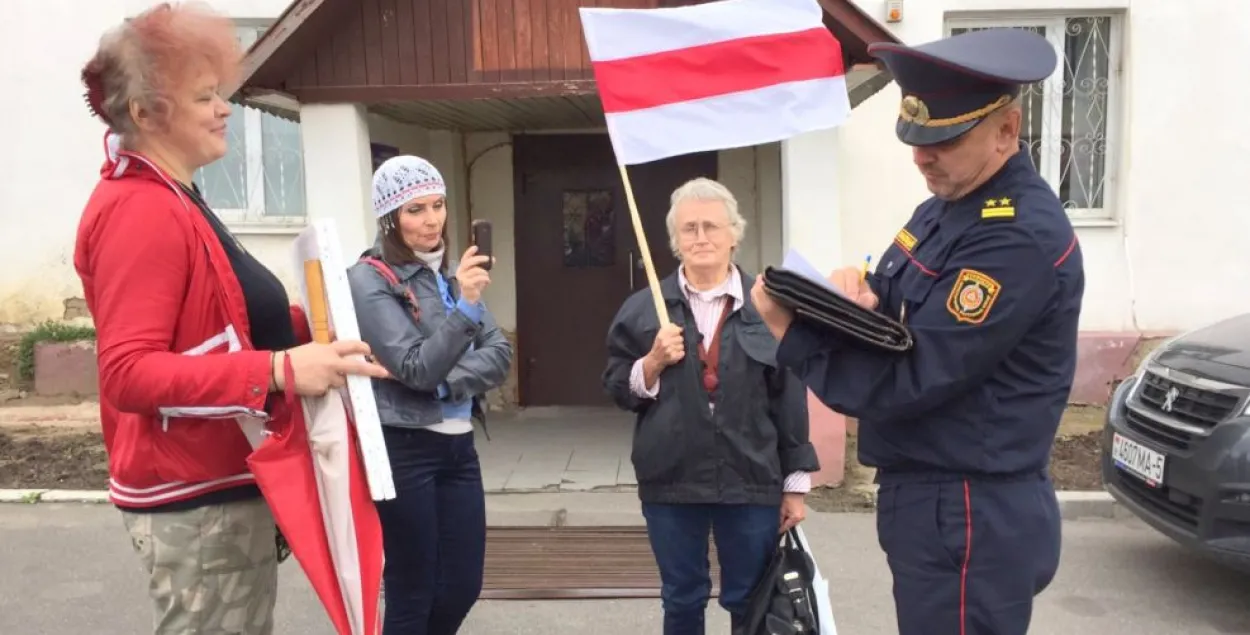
[591,27,845,113]
[960,479,973,635]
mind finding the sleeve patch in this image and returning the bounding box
[895,228,918,251]
[946,268,1001,324]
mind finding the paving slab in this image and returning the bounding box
[486,492,644,527]
[474,408,635,492]
[561,450,624,491]
[0,403,99,429]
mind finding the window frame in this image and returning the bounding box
[945,12,1124,223]
[196,21,306,232]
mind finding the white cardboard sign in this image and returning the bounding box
[292,218,396,501]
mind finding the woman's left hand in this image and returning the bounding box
[779,493,807,533]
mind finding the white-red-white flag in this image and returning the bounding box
[579,0,850,166]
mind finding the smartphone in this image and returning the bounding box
[471,219,493,271]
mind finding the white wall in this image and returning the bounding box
[464,132,516,330]
[14,0,1249,336]
[825,0,1250,332]
[0,0,291,325]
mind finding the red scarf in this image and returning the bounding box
[697,300,735,394]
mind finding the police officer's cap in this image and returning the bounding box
[868,28,1057,147]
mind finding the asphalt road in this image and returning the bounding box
[2,504,1248,634]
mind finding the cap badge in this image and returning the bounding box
[900,95,931,125]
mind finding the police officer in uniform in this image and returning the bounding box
[749,28,1085,635]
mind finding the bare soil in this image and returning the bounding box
[807,408,1107,513]
[0,425,109,490]
[1049,431,1104,491]
[1057,404,1107,437]
[0,404,1108,496]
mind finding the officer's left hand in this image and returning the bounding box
[779,493,806,533]
[751,275,793,341]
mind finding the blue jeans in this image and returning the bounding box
[641,503,781,635]
[376,427,486,635]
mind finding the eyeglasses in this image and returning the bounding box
[679,221,729,240]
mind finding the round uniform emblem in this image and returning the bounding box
[901,95,931,124]
[959,283,985,312]
[945,268,1002,325]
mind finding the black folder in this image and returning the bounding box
[762,266,913,353]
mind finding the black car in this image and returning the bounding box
[1101,312,1250,570]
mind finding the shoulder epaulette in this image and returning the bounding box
[980,196,1016,222]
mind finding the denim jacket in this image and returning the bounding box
[346,244,513,430]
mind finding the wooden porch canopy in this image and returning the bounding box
[231,0,900,130]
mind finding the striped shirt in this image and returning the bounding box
[629,265,811,494]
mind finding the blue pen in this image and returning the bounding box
[860,254,873,281]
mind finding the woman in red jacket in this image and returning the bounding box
[74,4,388,633]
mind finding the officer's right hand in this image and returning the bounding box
[829,266,879,310]
[647,323,685,367]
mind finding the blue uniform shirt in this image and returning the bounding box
[776,147,1085,477]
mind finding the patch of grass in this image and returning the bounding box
[17,321,96,383]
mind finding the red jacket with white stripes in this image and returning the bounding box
[73,134,311,508]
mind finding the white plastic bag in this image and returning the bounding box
[792,525,838,635]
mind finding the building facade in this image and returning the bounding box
[2,0,1245,483]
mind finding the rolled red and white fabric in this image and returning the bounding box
[579,0,851,165]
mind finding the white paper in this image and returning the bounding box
[292,218,396,502]
[781,249,848,299]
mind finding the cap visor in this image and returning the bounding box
[896,118,981,147]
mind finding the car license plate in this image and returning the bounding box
[1112,432,1166,487]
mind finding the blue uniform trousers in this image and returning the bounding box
[876,473,1061,635]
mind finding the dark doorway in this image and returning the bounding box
[513,133,717,406]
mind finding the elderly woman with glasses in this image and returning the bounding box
[602,177,820,635]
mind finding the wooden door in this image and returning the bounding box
[513,134,717,406]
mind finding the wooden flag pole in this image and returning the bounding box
[303,260,333,344]
[617,163,671,326]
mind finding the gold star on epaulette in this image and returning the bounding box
[981,196,1015,221]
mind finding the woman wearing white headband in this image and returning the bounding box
[347,155,513,635]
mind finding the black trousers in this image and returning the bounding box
[376,427,486,635]
[876,473,1061,635]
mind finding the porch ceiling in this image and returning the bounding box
[369,94,604,131]
[231,0,902,123]
[354,67,894,131]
